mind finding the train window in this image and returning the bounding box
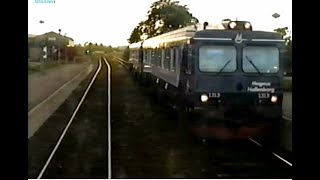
[157,49,162,67]
[199,45,236,72]
[139,49,143,63]
[155,49,158,67]
[242,46,279,73]
[170,47,179,72]
[182,48,188,70]
[151,50,155,65]
[170,48,175,72]
[161,49,165,69]
[174,48,179,71]
[164,48,170,70]
[154,49,158,66]
[131,50,137,61]
[147,50,151,64]
[143,50,147,63]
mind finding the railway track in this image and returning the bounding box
[28,55,292,179]
[28,57,111,179]
[194,139,291,178]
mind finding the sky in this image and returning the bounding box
[28,0,292,47]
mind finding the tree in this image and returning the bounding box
[145,0,198,37]
[128,0,198,43]
[274,27,291,46]
[274,27,292,74]
[128,21,145,43]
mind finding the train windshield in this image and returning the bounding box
[242,46,279,73]
[199,45,236,72]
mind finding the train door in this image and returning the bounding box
[181,47,188,74]
[139,46,143,74]
[181,46,193,75]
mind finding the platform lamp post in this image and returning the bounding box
[64,33,68,63]
[272,13,280,31]
[58,29,61,64]
[39,20,46,74]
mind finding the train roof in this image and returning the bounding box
[130,20,284,48]
[193,30,283,40]
[129,41,143,49]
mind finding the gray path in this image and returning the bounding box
[28,61,91,111]
[28,60,94,138]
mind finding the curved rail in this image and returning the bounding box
[112,56,133,70]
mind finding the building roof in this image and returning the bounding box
[28,31,74,41]
[42,31,74,41]
[28,34,37,38]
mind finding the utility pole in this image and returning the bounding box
[41,46,47,74]
[39,20,46,74]
[58,29,61,64]
[58,43,61,64]
[272,13,281,30]
[64,33,68,63]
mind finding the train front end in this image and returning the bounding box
[187,22,286,139]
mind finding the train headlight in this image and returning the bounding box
[244,22,251,29]
[271,95,278,103]
[229,22,237,29]
[201,94,209,102]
